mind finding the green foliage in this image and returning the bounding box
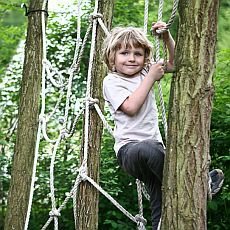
[207,49,230,230]
[217,2,230,49]
[0,1,26,75]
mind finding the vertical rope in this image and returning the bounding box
[82,0,99,168]
[49,135,63,230]
[155,0,168,139]
[143,0,149,34]
[73,191,78,229]
[136,179,144,219]
[70,0,82,69]
[154,0,179,139]
[24,122,42,230]
[70,3,83,219]
[166,0,179,29]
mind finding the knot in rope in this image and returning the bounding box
[58,117,65,125]
[90,13,103,21]
[135,214,147,226]
[87,97,99,106]
[77,166,88,181]
[60,129,69,139]
[49,209,61,217]
[39,114,46,123]
[151,27,168,38]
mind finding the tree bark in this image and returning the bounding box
[161,0,219,229]
[75,1,114,229]
[4,1,47,229]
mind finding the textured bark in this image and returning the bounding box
[161,0,219,229]
[4,1,47,229]
[75,1,114,229]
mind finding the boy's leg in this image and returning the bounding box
[117,140,165,230]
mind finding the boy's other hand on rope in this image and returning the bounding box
[148,63,165,81]
[151,21,170,42]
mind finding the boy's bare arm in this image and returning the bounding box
[164,32,175,71]
[152,22,175,71]
[120,63,164,116]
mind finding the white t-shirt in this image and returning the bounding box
[103,70,163,154]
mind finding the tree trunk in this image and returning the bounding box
[75,1,114,229]
[161,0,219,229]
[4,1,47,229]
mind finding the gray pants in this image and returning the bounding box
[117,140,165,230]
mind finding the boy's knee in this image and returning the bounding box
[139,140,165,160]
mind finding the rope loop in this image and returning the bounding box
[49,209,61,217]
[60,129,69,139]
[90,12,103,21]
[151,27,168,38]
[77,166,88,181]
[58,117,65,125]
[87,97,99,107]
[135,214,147,226]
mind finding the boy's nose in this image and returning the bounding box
[128,54,135,61]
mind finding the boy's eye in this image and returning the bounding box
[120,51,129,55]
[135,52,143,56]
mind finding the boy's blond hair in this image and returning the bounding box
[103,27,153,71]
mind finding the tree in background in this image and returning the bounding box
[162,0,220,229]
[4,0,48,229]
[75,0,114,229]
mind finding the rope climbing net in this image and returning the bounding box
[24,0,179,229]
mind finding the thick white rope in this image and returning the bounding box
[42,174,83,230]
[24,122,42,230]
[70,0,82,69]
[97,16,110,36]
[154,2,179,229]
[136,179,145,224]
[155,0,168,139]
[166,0,179,29]
[143,0,149,34]
[154,0,179,140]
[44,60,65,88]
[94,103,114,136]
[81,1,100,178]
[85,174,147,229]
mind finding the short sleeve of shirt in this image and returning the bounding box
[103,74,131,112]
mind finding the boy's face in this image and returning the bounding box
[114,43,145,76]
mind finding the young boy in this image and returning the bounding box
[102,22,224,229]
